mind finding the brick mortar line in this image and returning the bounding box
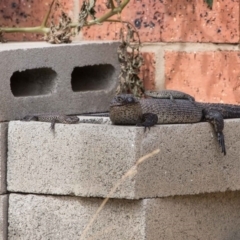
[7,191,146,201]
[0,41,120,51]
[0,124,7,195]
[142,43,240,52]
[155,48,165,90]
[141,42,240,90]
[72,0,80,22]
[141,46,165,90]
[1,194,8,240]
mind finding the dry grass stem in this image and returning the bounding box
[80,148,160,240]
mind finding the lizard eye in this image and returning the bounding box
[116,96,123,102]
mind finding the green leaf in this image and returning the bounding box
[204,0,213,9]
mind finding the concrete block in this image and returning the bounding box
[146,191,240,240]
[8,192,240,240]
[7,119,240,199]
[0,41,120,121]
[0,195,8,240]
[78,116,112,125]
[0,123,7,194]
[8,193,144,240]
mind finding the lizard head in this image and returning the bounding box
[110,94,139,106]
[109,94,142,125]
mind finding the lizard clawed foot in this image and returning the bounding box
[217,132,226,155]
[203,109,226,155]
[136,113,158,132]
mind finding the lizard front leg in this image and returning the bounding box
[203,109,226,155]
[136,113,158,131]
[22,115,39,121]
[50,119,57,130]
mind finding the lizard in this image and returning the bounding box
[20,90,192,129]
[22,114,79,130]
[109,93,240,155]
[145,89,195,102]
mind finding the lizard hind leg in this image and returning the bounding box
[203,109,226,155]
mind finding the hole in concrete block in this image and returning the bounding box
[71,64,115,92]
[10,68,57,97]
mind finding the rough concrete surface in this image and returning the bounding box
[8,192,240,240]
[8,194,144,240]
[146,191,240,240]
[0,123,7,194]
[0,195,8,240]
[7,119,240,199]
[0,41,120,121]
[8,120,137,198]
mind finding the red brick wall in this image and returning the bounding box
[1,0,240,103]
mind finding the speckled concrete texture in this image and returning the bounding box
[0,41,120,121]
[8,192,240,239]
[7,120,138,198]
[0,195,8,240]
[8,194,145,240]
[7,118,240,198]
[146,191,240,240]
[0,124,7,194]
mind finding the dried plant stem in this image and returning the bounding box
[0,0,129,35]
[0,26,50,34]
[79,148,160,240]
[0,0,57,34]
[84,0,129,26]
[41,0,56,27]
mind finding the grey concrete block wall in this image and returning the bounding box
[146,191,240,240]
[8,192,240,240]
[0,123,7,194]
[7,120,137,198]
[8,194,144,240]
[0,195,8,240]
[7,118,240,199]
[0,41,120,121]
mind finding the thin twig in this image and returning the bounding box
[79,148,160,240]
[105,19,141,44]
[109,0,116,10]
[0,0,130,35]
[0,26,49,34]
[41,0,56,27]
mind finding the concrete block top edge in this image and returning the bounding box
[0,40,120,51]
[0,40,120,121]
[7,118,240,198]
